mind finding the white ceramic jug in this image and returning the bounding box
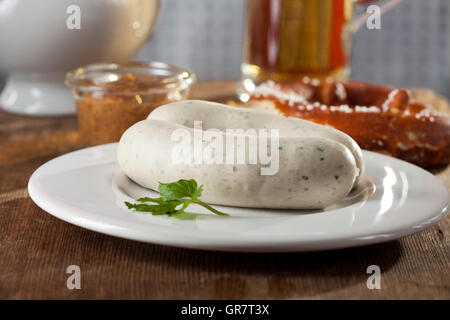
[0,0,160,116]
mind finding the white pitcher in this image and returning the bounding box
[0,0,160,116]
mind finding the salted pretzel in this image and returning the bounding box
[246,79,450,168]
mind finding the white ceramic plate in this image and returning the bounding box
[28,143,449,252]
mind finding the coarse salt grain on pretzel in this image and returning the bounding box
[246,79,450,168]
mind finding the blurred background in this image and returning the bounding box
[0,0,448,97]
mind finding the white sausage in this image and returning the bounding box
[148,100,365,185]
[118,118,358,209]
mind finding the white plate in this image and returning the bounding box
[28,143,449,252]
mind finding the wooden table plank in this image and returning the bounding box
[0,81,448,299]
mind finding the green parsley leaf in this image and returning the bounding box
[125,179,229,218]
[125,200,182,215]
[137,197,165,204]
[158,179,203,201]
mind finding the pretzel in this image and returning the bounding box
[247,79,450,168]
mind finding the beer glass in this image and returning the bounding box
[241,0,400,99]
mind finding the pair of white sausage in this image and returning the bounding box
[117,100,364,209]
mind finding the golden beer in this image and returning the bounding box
[242,0,354,85]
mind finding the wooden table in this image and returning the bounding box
[0,81,449,299]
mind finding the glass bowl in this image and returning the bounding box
[66,61,196,146]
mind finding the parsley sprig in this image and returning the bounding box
[125,179,229,219]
